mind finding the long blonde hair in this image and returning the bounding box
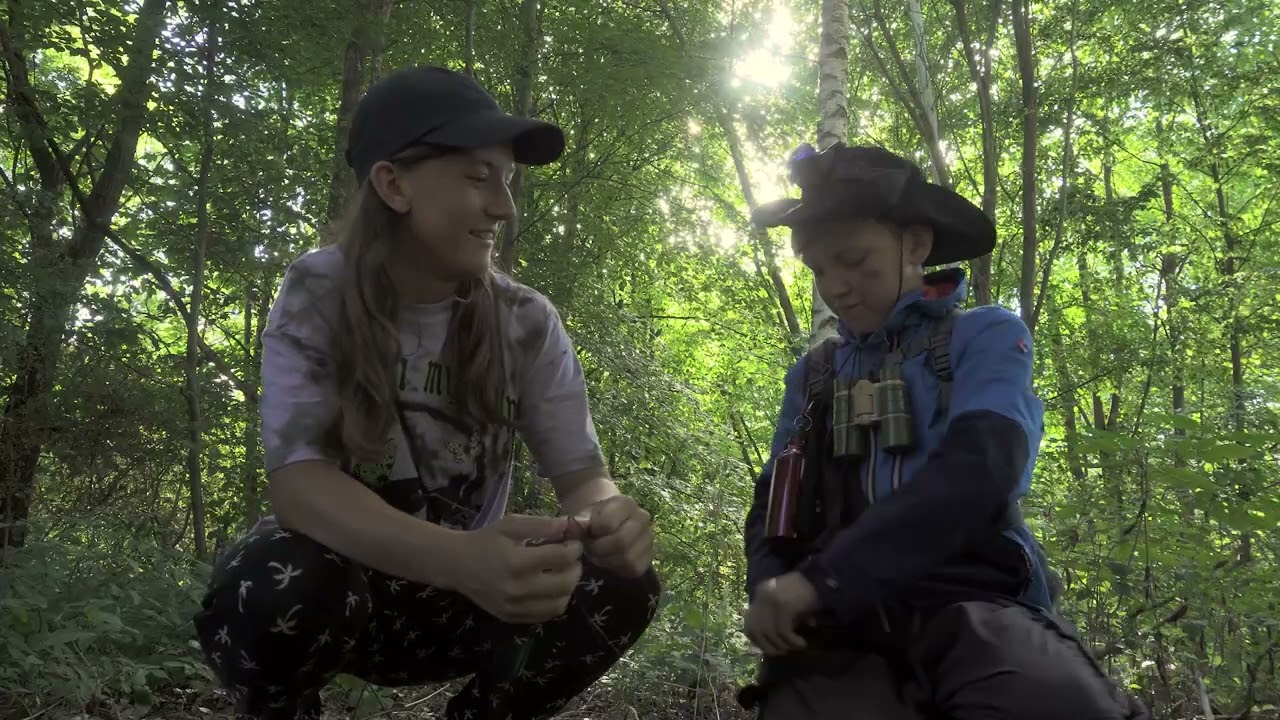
[330,146,514,463]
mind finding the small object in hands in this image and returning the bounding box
[565,512,591,542]
[521,513,590,549]
[765,438,805,539]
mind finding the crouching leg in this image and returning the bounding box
[913,601,1150,720]
[741,649,923,720]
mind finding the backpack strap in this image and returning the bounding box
[797,337,842,544]
[803,337,839,402]
[884,308,961,405]
[926,309,961,416]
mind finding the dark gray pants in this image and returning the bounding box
[747,601,1149,720]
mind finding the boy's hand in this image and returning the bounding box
[745,572,820,656]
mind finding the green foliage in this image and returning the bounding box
[0,522,213,717]
[0,0,1276,716]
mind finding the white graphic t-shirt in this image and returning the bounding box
[258,244,605,530]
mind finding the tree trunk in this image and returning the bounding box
[325,0,394,226]
[906,0,947,188]
[1011,0,1039,332]
[861,0,950,188]
[1045,21,1083,484]
[1051,326,1086,482]
[0,0,170,550]
[1155,116,1189,493]
[1158,196,1194,519]
[497,0,542,274]
[948,0,1000,305]
[655,0,802,351]
[812,0,850,346]
[184,3,220,559]
[326,1,366,226]
[240,282,259,526]
[463,0,477,77]
[725,115,803,348]
[1030,4,1076,335]
[366,0,393,81]
[242,279,272,526]
[864,0,1000,302]
[1098,146,1124,418]
[1188,65,1245,436]
[1213,166,1245,435]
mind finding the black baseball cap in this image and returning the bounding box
[345,65,566,184]
[752,143,995,266]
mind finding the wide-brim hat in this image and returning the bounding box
[751,143,994,266]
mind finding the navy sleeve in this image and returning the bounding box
[797,308,1045,622]
[744,357,807,600]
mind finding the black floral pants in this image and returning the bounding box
[192,518,662,720]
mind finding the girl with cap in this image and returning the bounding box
[193,65,660,720]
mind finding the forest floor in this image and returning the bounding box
[10,678,755,720]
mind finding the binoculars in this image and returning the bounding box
[762,366,917,540]
[832,365,914,458]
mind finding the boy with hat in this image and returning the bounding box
[737,142,1147,719]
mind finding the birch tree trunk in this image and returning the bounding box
[812,0,850,346]
[858,0,951,187]
[908,0,940,174]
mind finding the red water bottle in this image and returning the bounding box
[765,439,806,538]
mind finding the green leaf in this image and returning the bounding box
[36,629,97,649]
[1202,443,1256,463]
[1154,466,1217,491]
[1223,505,1262,531]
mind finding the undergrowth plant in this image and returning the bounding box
[0,521,214,718]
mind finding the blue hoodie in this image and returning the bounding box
[744,268,1054,622]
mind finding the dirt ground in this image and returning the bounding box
[12,679,754,720]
